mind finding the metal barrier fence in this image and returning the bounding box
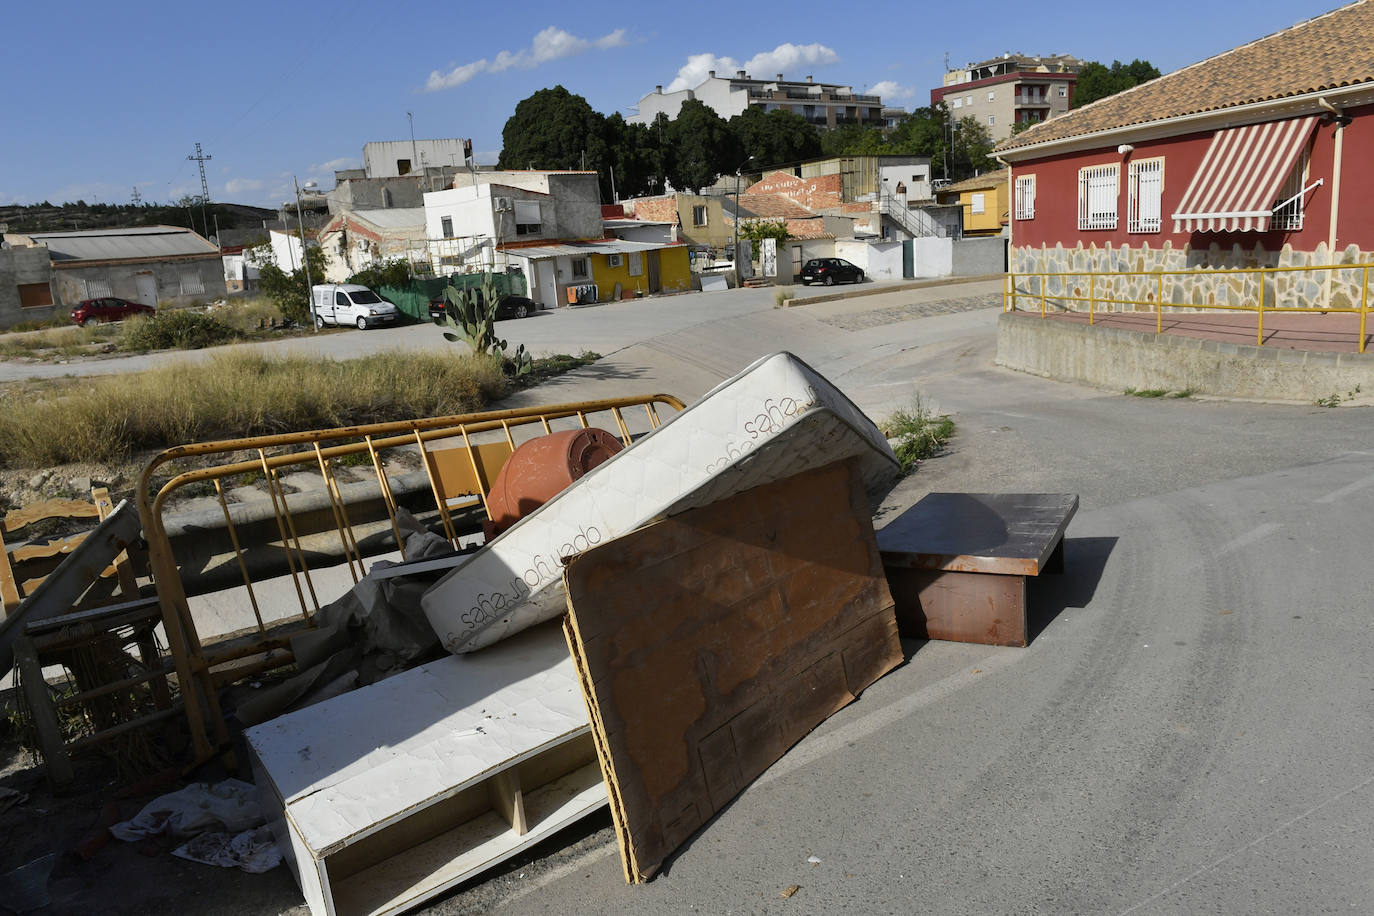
[134,394,686,762]
[1003,262,1373,352]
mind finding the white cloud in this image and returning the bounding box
[224,177,266,194]
[311,157,359,173]
[870,80,915,100]
[665,43,839,92]
[424,27,628,92]
[426,59,488,92]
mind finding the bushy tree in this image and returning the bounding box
[728,108,823,170]
[665,100,741,192]
[604,113,662,199]
[498,85,612,197]
[1071,59,1162,108]
[253,242,330,326]
[347,258,412,290]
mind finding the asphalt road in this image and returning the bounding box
[427,280,1374,915]
[14,279,1372,915]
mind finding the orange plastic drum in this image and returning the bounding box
[485,428,625,536]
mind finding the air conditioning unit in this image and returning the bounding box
[493,196,513,212]
[608,254,623,267]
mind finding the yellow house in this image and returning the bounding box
[503,240,693,308]
[936,168,1010,237]
[586,243,692,300]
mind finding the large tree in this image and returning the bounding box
[498,85,612,197]
[665,100,741,192]
[727,107,823,170]
[604,113,664,199]
[1071,59,1162,108]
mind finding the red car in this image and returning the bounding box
[70,297,155,327]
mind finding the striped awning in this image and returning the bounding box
[1171,116,1318,232]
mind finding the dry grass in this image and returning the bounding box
[208,297,285,333]
[0,349,510,466]
[0,323,118,359]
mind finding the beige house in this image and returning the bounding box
[622,194,730,257]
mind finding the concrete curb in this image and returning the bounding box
[786,274,1004,307]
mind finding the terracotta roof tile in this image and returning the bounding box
[781,218,833,240]
[736,195,815,219]
[997,0,1374,153]
[938,168,1009,195]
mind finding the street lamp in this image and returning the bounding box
[294,176,318,331]
[944,120,961,181]
[731,155,755,279]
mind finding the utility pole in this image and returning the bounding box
[188,142,212,236]
[407,112,419,177]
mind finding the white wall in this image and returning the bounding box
[834,240,904,280]
[913,237,954,277]
[880,161,932,201]
[628,88,694,124]
[364,139,469,178]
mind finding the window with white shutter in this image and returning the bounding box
[1014,174,1036,220]
[1078,164,1119,230]
[1128,158,1164,233]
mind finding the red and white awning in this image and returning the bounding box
[1171,116,1318,233]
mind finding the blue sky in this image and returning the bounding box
[0,0,1348,211]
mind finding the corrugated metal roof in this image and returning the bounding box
[501,239,681,259]
[26,225,218,262]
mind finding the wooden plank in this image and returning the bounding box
[877,492,1078,576]
[428,441,513,501]
[13,636,74,785]
[886,568,1029,647]
[485,769,528,836]
[562,459,902,883]
[3,498,101,533]
[0,499,142,677]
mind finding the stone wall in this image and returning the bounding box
[1010,241,1371,313]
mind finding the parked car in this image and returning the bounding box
[428,292,535,324]
[310,284,400,330]
[799,258,865,286]
[70,297,155,327]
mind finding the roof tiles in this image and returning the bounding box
[996,0,1374,153]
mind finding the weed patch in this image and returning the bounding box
[773,287,796,308]
[0,349,510,466]
[880,397,955,475]
[116,311,240,351]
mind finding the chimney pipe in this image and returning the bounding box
[777,73,783,81]
[806,75,813,83]
[656,85,662,93]
[708,70,715,78]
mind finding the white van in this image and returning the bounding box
[310,284,400,330]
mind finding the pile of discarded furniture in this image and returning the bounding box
[0,351,1077,916]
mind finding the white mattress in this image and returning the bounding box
[420,351,900,654]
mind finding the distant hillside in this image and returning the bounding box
[0,201,277,238]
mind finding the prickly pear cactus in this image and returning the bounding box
[440,274,505,356]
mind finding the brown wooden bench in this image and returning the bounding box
[876,492,1078,647]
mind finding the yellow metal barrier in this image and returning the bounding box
[1002,262,1374,353]
[135,394,686,761]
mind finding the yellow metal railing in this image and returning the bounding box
[134,394,686,761]
[1003,262,1373,353]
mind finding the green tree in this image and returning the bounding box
[1071,59,1162,108]
[951,116,997,179]
[253,241,330,326]
[727,107,823,170]
[665,99,741,192]
[498,86,611,197]
[604,114,661,199]
[737,218,789,260]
